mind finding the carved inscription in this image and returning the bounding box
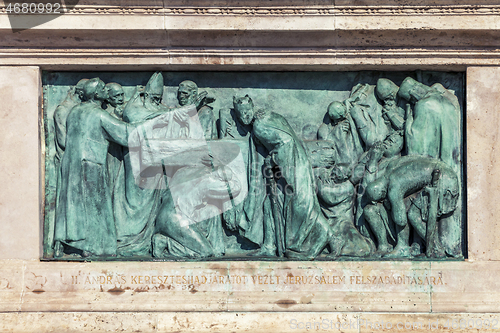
[67,272,444,287]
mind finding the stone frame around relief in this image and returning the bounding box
[41,70,466,262]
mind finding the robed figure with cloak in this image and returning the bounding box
[232,95,338,259]
[398,77,462,257]
[54,78,183,257]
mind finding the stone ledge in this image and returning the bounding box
[1,1,499,63]
[0,260,498,313]
[0,48,499,70]
[1,1,500,33]
[1,8,500,31]
[1,311,500,332]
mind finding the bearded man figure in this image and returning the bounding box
[177,80,217,140]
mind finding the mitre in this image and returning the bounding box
[145,72,164,96]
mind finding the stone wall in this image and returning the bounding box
[1,1,500,332]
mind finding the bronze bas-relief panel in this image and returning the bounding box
[42,71,464,261]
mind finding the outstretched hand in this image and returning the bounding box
[173,104,198,124]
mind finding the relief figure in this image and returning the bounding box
[233,95,338,260]
[45,72,463,261]
[54,78,193,257]
[365,156,459,258]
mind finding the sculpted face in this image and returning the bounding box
[95,80,108,101]
[107,85,125,107]
[177,85,197,106]
[75,79,88,101]
[145,72,164,105]
[75,87,85,101]
[150,93,162,105]
[332,164,351,183]
[409,85,430,103]
[398,77,432,103]
[84,78,108,102]
[76,88,85,101]
[384,99,396,107]
[376,78,399,104]
[327,102,347,125]
[235,102,254,126]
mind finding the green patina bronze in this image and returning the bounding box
[42,71,464,261]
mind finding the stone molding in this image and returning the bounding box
[89,5,500,16]
[0,47,499,70]
[166,5,500,16]
[3,4,500,16]
[0,0,499,69]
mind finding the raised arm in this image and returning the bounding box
[100,110,132,147]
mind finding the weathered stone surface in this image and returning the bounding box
[431,261,500,312]
[358,313,500,333]
[0,312,158,332]
[0,0,499,331]
[0,260,23,311]
[0,260,496,313]
[1,2,500,69]
[227,261,433,312]
[0,66,40,260]
[466,67,500,261]
[2,311,500,332]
